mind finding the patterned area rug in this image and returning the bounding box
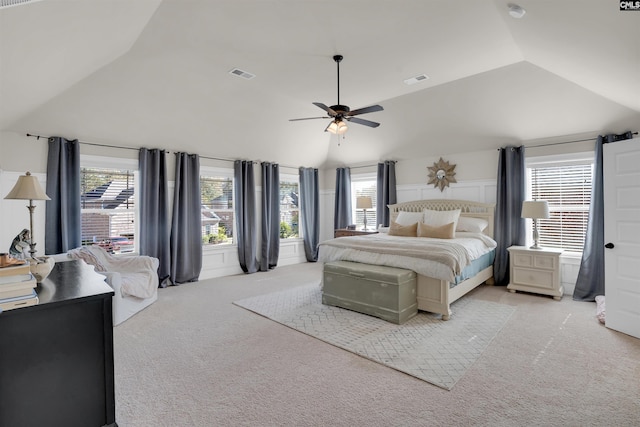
[234,284,515,390]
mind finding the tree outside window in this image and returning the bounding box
[280,178,299,239]
[200,175,234,245]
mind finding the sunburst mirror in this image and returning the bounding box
[427,158,457,191]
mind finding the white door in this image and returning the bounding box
[604,138,640,339]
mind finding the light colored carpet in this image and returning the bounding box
[234,283,515,390]
[113,262,640,427]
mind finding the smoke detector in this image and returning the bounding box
[508,3,526,19]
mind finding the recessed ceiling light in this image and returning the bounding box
[508,3,526,19]
[403,74,429,85]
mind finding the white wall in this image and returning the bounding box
[319,178,497,243]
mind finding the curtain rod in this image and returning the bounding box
[26,133,302,169]
[350,160,396,169]
[500,131,638,150]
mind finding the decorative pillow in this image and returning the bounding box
[456,216,489,233]
[417,221,455,239]
[377,226,390,233]
[395,211,424,226]
[423,208,461,230]
[388,221,418,237]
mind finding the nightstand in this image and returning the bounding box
[334,229,378,238]
[507,246,563,300]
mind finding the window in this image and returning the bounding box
[200,169,234,246]
[80,165,137,254]
[526,153,594,254]
[280,175,299,239]
[352,176,377,230]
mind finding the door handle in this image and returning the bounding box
[605,242,615,249]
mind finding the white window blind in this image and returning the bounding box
[80,167,136,254]
[280,177,299,239]
[352,178,377,230]
[528,159,593,253]
[200,175,234,245]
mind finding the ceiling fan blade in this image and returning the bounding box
[313,102,337,116]
[346,104,383,116]
[289,117,329,122]
[347,116,380,128]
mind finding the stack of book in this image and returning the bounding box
[0,263,39,313]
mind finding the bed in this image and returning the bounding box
[318,199,496,320]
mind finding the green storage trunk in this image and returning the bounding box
[322,261,418,324]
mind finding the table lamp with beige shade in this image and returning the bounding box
[356,196,373,231]
[4,171,55,281]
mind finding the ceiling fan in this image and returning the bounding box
[289,55,383,134]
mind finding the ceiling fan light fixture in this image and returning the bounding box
[327,119,348,135]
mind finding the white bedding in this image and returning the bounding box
[67,246,159,299]
[318,232,496,282]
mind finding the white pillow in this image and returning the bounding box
[422,208,461,231]
[456,216,489,233]
[395,211,424,226]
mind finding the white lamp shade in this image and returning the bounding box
[521,200,549,219]
[4,172,50,200]
[356,196,372,209]
[327,119,348,135]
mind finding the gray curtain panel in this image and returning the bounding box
[334,167,352,230]
[574,131,634,301]
[139,148,171,285]
[376,160,397,228]
[260,162,280,271]
[299,167,319,262]
[170,153,202,284]
[234,160,259,274]
[45,136,81,255]
[493,145,526,286]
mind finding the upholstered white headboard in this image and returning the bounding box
[387,199,495,238]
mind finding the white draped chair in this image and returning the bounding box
[52,245,159,325]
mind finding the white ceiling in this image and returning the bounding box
[1,0,638,168]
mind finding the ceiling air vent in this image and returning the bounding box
[229,68,255,80]
[403,74,430,85]
[0,0,43,9]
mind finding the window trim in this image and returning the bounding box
[279,172,301,241]
[80,155,139,254]
[351,172,377,231]
[200,166,236,248]
[525,151,594,255]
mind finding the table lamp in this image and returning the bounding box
[521,200,549,249]
[356,196,373,231]
[4,171,55,281]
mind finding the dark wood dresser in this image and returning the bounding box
[0,259,117,427]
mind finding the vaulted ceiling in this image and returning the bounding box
[1,0,638,168]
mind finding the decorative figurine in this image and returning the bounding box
[9,229,31,260]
